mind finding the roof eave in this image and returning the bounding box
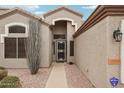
[43,6,83,17]
[73,5,124,38]
[0,7,50,26]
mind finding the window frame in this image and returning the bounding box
[4,37,17,58]
[1,23,28,43]
[70,40,74,56]
[2,23,28,59]
[9,25,26,33]
[18,38,26,58]
[6,23,28,36]
[53,34,66,39]
[4,37,27,59]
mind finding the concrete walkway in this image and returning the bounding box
[45,63,68,88]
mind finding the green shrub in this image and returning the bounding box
[0,76,22,88]
[0,66,5,70]
[0,69,8,80]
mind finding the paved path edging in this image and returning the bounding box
[45,63,68,88]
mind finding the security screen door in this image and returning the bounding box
[56,40,66,62]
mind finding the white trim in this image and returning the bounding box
[41,15,45,20]
[121,20,124,83]
[52,18,78,31]
[0,22,28,43]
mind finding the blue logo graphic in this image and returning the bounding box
[110,77,119,87]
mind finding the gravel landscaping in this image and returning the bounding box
[7,63,94,88]
[64,63,94,88]
[7,67,52,88]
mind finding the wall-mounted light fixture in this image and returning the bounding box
[113,28,123,42]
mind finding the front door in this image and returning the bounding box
[56,40,66,62]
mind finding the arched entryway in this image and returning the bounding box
[51,19,75,63]
[52,21,67,62]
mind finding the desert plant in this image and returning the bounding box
[0,68,8,80]
[0,76,21,88]
[68,62,74,65]
[25,20,41,74]
[0,66,5,70]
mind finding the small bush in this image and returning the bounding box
[68,62,74,65]
[0,66,5,70]
[0,76,21,88]
[0,69,8,80]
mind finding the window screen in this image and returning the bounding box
[5,38,16,58]
[70,41,74,56]
[9,25,25,33]
[18,38,26,58]
[54,34,66,39]
[5,37,26,58]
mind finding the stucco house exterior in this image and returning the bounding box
[0,6,83,68]
[1,5,124,88]
[73,5,124,88]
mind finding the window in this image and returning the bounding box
[53,42,55,55]
[70,41,74,56]
[5,38,16,58]
[9,25,25,33]
[54,34,66,39]
[18,38,26,58]
[5,37,26,58]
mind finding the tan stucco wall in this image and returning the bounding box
[0,9,80,68]
[106,16,124,87]
[53,21,67,35]
[44,9,82,63]
[0,13,29,68]
[44,9,83,29]
[52,21,67,61]
[74,17,108,87]
[0,13,51,68]
[67,21,75,63]
[40,24,52,67]
[0,9,8,14]
[52,21,75,62]
[74,16,124,88]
